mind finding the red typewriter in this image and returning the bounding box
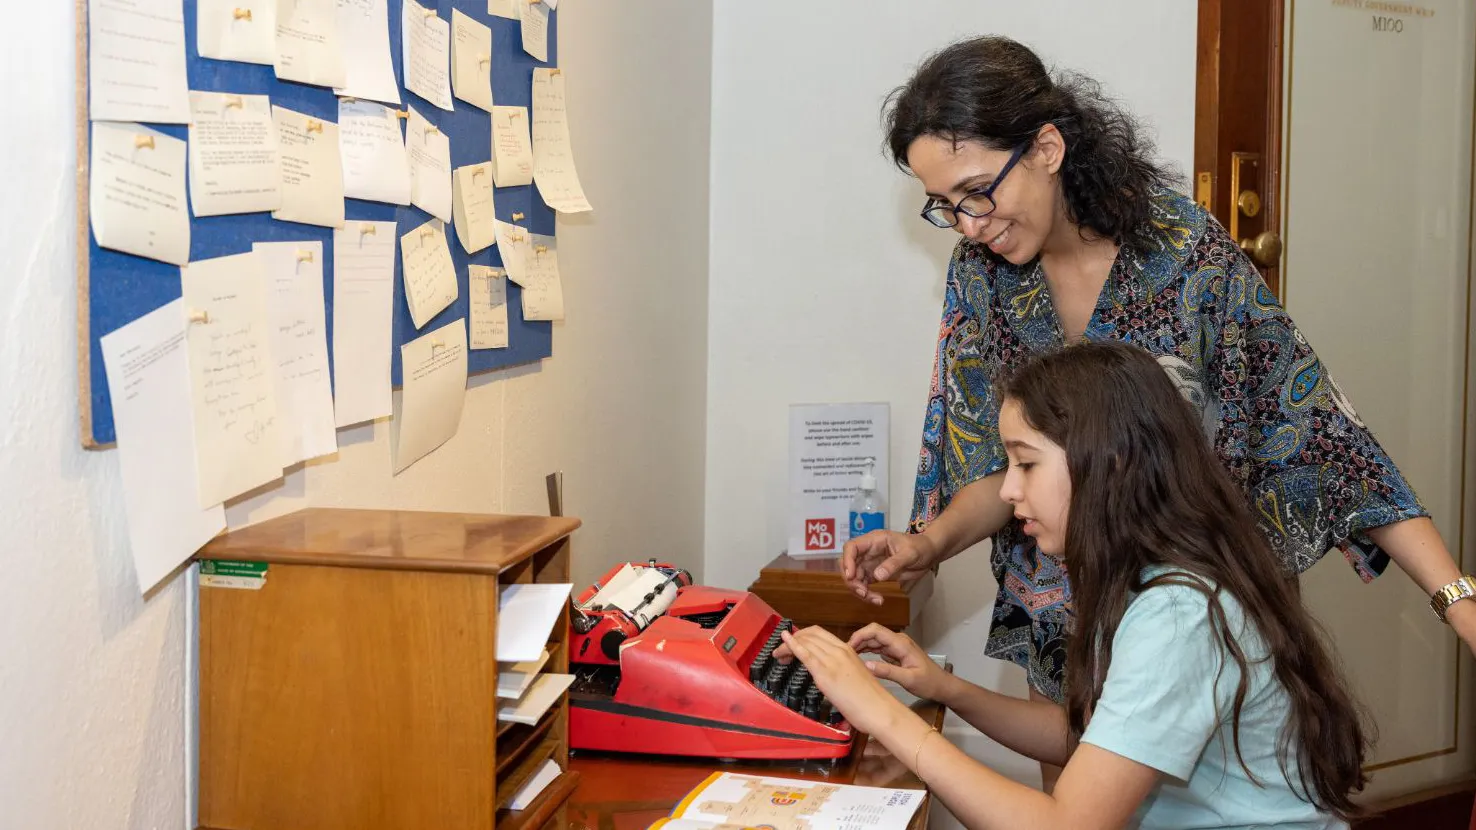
[567,560,854,760]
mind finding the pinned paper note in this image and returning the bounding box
[334,0,400,105]
[272,106,345,228]
[332,222,397,428]
[400,219,459,329]
[197,0,275,65]
[488,0,521,20]
[255,241,337,467]
[532,68,592,213]
[452,163,497,254]
[493,219,530,285]
[90,123,190,266]
[274,0,346,88]
[89,0,190,123]
[180,251,285,507]
[188,92,281,217]
[339,99,412,205]
[469,265,509,349]
[100,299,226,594]
[403,0,454,111]
[393,318,468,474]
[491,106,534,187]
[451,10,494,112]
[520,0,549,63]
[406,106,453,222]
[509,233,564,321]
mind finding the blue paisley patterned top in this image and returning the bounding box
[907,186,1427,699]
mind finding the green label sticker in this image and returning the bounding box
[199,560,267,589]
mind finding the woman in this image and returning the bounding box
[788,342,1368,830]
[841,34,1476,786]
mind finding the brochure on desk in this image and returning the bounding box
[646,771,925,830]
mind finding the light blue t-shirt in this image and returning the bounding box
[1078,571,1348,830]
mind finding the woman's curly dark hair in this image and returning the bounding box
[884,36,1180,253]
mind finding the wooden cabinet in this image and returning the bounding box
[194,508,581,830]
[747,553,933,640]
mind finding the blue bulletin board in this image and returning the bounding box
[78,0,557,447]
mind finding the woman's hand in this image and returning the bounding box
[847,623,952,704]
[841,530,939,605]
[779,625,909,736]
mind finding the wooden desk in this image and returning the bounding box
[748,553,935,640]
[565,696,948,830]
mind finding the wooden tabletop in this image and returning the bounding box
[565,696,948,830]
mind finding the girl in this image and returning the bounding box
[790,341,1369,830]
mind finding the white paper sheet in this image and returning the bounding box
[188,92,281,217]
[181,251,285,507]
[451,162,496,254]
[100,299,226,594]
[332,221,397,427]
[496,583,573,661]
[508,759,562,809]
[393,317,468,473]
[197,0,275,64]
[403,0,454,111]
[333,0,400,104]
[405,106,453,222]
[89,0,190,123]
[469,265,509,349]
[488,0,521,19]
[90,123,190,266]
[272,106,346,228]
[254,241,337,466]
[338,99,412,205]
[496,649,550,699]
[400,219,459,329]
[520,0,549,62]
[531,68,591,213]
[492,219,530,285]
[450,9,495,112]
[508,232,563,321]
[274,0,347,88]
[497,674,574,725]
[490,106,534,187]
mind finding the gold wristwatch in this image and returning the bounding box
[1429,575,1476,623]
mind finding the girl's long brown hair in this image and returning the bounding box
[1000,341,1368,819]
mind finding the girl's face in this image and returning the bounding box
[998,398,1072,557]
[905,127,1066,265]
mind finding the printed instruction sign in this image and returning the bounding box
[788,402,888,556]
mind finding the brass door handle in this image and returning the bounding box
[1239,231,1283,267]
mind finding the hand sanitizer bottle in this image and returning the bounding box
[848,457,887,542]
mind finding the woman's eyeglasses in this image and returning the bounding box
[920,142,1031,229]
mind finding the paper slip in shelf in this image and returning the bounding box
[403,0,454,111]
[510,759,562,811]
[180,251,285,507]
[334,0,400,105]
[531,68,592,213]
[496,673,574,725]
[189,92,281,217]
[509,233,564,321]
[89,0,190,123]
[452,163,497,254]
[271,106,345,228]
[451,10,494,112]
[520,0,549,62]
[406,106,453,222]
[392,318,468,474]
[90,123,190,266]
[197,0,274,65]
[255,241,337,467]
[469,266,509,349]
[338,99,412,205]
[399,220,458,329]
[496,583,572,661]
[497,649,550,699]
[100,299,226,594]
[491,106,534,187]
[332,222,397,428]
[647,772,925,830]
[274,0,346,88]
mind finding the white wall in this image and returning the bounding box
[704,0,1197,816]
[0,1,711,827]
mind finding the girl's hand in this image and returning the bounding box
[780,626,908,736]
[847,623,951,703]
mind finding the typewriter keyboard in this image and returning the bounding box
[747,619,844,726]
